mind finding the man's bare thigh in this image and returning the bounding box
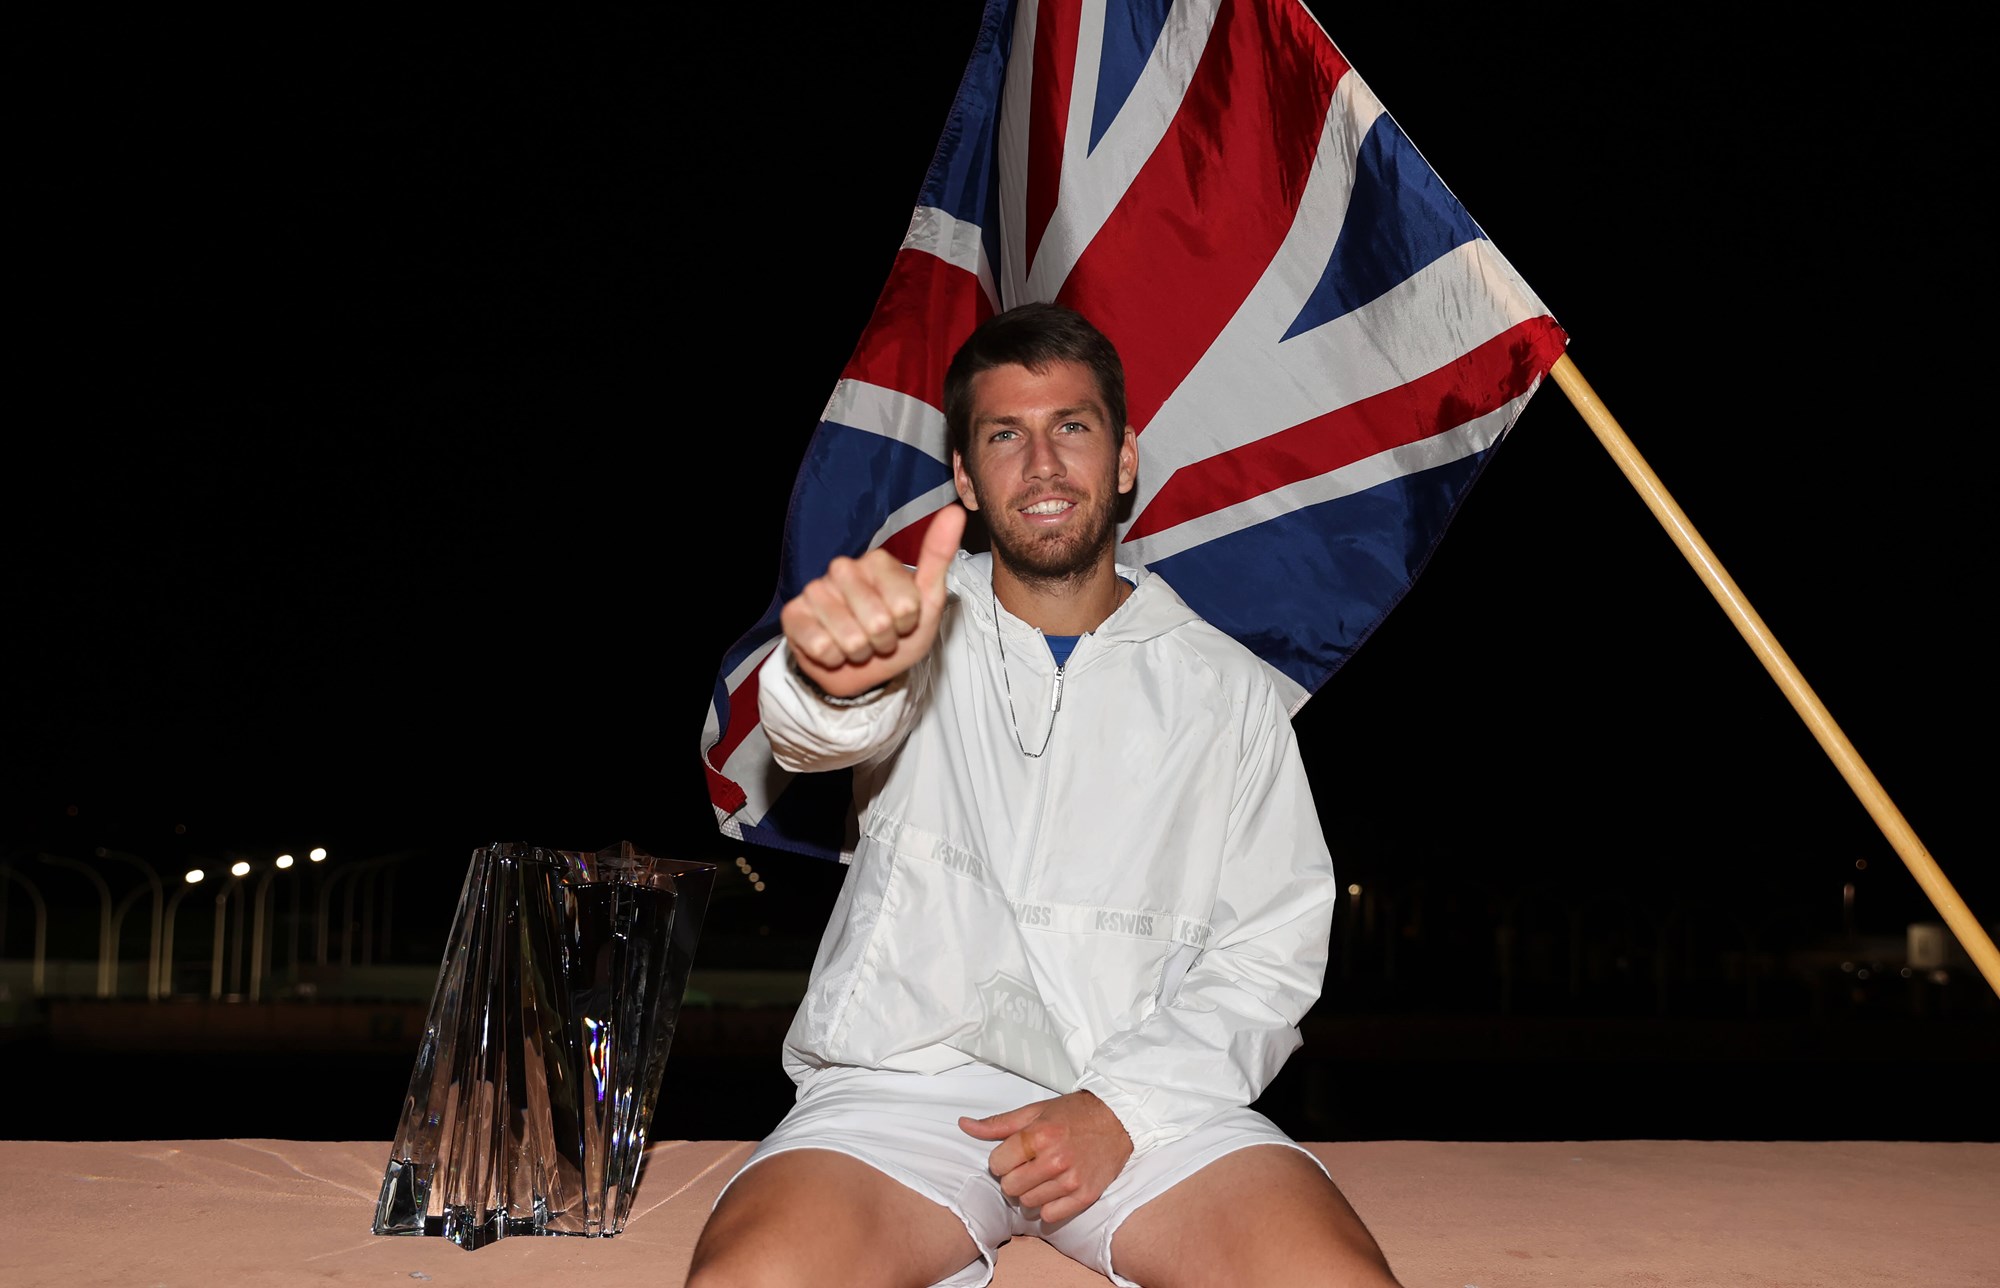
[1110,1144,1402,1288]
[687,1147,980,1288]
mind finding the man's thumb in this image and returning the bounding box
[957,1105,1031,1140]
[914,503,967,600]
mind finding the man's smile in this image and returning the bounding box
[1019,496,1080,523]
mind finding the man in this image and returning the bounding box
[688,303,1401,1287]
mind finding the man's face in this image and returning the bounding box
[952,359,1138,585]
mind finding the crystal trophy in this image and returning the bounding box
[373,840,716,1249]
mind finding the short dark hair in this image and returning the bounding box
[943,301,1127,464]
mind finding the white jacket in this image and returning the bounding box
[759,551,1336,1157]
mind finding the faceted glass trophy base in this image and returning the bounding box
[372,840,715,1248]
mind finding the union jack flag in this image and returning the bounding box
[701,0,1567,861]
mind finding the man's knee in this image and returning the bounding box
[685,1165,811,1286]
[1113,1144,1401,1288]
[686,1148,978,1288]
[685,1228,789,1288]
[683,1248,747,1288]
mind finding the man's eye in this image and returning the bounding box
[989,428,1018,443]
[1059,421,1088,433]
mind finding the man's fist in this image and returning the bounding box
[780,503,966,698]
[959,1090,1133,1224]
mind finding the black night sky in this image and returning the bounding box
[7,7,1992,1142]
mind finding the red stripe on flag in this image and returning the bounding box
[704,660,768,808]
[1060,0,1343,431]
[842,248,994,412]
[705,758,747,815]
[880,504,954,566]
[1125,316,1568,540]
[1025,0,1080,270]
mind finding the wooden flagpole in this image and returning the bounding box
[1546,354,1998,999]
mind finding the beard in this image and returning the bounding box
[979,482,1122,591]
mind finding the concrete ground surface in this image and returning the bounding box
[3,1138,1993,1286]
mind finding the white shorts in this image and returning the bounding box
[712,1062,1326,1288]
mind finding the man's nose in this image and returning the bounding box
[1023,431,1064,481]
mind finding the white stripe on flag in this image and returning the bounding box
[1134,236,1549,508]
[1015,0,1224,303]
[821,378,948,459]
[1122,396,1524,567]
[904,204,999,313]
[716,634,782,705]
[870,482,964,553]
[717,720,787,825]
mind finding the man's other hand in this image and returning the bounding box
[780,503,966,698]
[958,1090,1133,1224]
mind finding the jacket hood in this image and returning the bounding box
[945,550,1198,647]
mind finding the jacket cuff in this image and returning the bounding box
[1073,1070,1182,1160]
[768,639,908,709]
[785,648,900,707]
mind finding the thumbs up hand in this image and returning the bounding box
[779,503,967,699]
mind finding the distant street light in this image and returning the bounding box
[249,854,304,1002]
[38,854,113,998]
[0,864,49,996]
[97,848,165,1000]
[210,864,249,1001]
[290,848,329,976]
[292,844,330,976]
[161,869,205,998]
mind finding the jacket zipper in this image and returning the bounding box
[1023,631,1080,896]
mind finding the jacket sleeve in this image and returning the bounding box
[757,637,930,773]
[1072,678,1336,1158]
